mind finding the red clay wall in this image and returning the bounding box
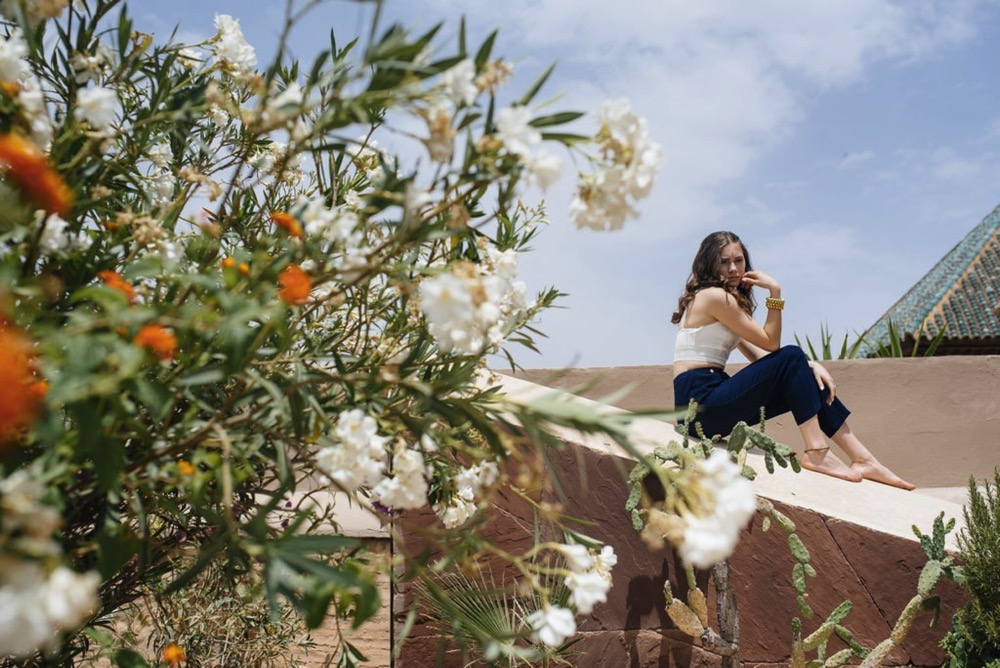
[395,432,966,666]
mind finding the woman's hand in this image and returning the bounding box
[808,361,836,404]
[740,270,780,295]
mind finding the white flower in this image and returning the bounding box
[675,451,756,569]
[207,104,229,126]
[436,486,476,529]
[558,543,594,574]
[250,146,275,174]
[495,105,540,157]
[260,82,304,127]
[571,98,661,231]
[523,151,562,190]
[76,86,117,133]
[453,461,499,498]
[148,138,172,168]
[0,469,61,549]
[0,28,28,81]
[177,47,202,70]
[371,448,428,510]
[0,0,68,24]
[40,566,100,629]
[315,409,388,493]
[38,214,75,255]
[300,198,358,242]
[526,605,576,647]
[70,51,101,84]
[213,15,257,75]
[0,559,53,657]
[0,560,99,658]
[154,238,184,265]
[419,253,526,355]
[441,59,477,106]
[594,545,617,577]
[17,77,52,146]
[149,169,174,207]
[566,569,611,615]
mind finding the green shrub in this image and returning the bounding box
[941,470,1000,667]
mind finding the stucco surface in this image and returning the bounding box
[511,355,1000,488]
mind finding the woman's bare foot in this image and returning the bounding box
[850,458,915,490]
[799,447,863,482]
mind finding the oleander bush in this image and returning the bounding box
[0,0,669,665]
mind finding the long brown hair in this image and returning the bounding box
[671,231,756,324]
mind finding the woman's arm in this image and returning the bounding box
[701,271,783,351]
[737,340,769,362]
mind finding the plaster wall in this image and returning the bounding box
[512,355,1000,488]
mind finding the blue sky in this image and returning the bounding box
[148,0,1000,368]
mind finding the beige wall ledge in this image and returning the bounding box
[495,372,965,550]
[510,355,1000,490]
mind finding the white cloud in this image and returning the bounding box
[838,150,876,169]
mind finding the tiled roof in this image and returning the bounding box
[858,205,1000,356]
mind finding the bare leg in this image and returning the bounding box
[796,417,862,482]
[830,423,915,490]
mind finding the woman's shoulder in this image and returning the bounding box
[692,286,730,304]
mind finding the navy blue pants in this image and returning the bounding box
[673,345,850,439]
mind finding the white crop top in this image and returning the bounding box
[674,318,740,366]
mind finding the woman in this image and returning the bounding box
[671,231,914,489]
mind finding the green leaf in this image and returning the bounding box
[96,529,142,580]
[280,534,359,554]
[474,30,498,68]
[177,367,225,387]
[518,63,556,106]
[113,649,150,668]
[529,111,584,128]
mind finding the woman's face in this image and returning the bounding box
[717,241,746,287]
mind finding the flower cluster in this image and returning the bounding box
[0,471,100,658]
[212,14,257,76]
[434,460,500,529]
[570,98,662,231]
[314,409,389,493]
[526,542,618,647]
[418,249,528,356]
[642,451,756,569]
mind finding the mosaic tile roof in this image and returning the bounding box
[857,205,1000,356]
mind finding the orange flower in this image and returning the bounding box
[238,262,250,276]
[0,132,73,217]
[98,270,136,303]
[220,257,235,269]
[277,264,311,305]
[0,81,22,97]
[0,321,44,453]
[177,460,195,476]
[270,211,302,237]
[162,643,186,665]
[134,324,177,361]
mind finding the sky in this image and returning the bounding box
[147,0,1000,369]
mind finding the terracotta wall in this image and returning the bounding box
[512,355,1000,488]
[395,429,967,667]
